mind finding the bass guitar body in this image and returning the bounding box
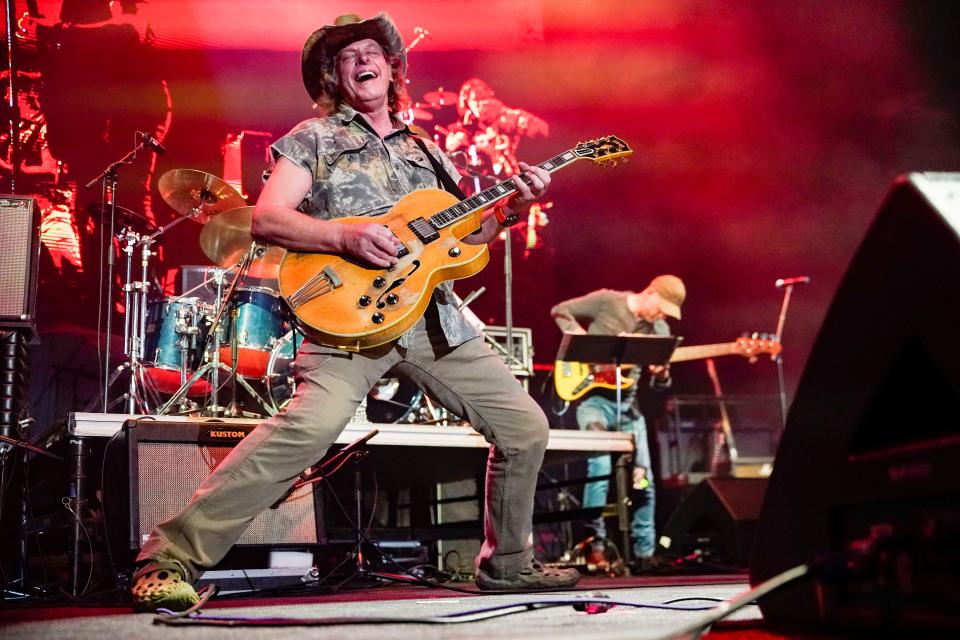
[554,360,637,402]
[278,189,488,350]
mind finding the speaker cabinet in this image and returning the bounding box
[657,477,767,568]
[123,419,324,553]
[750,173,960,633]
[0,196,40,327]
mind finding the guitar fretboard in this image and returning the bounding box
[429,150,580,229]
[670,343,742,362]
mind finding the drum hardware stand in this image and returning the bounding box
[410,394,452,425]
[155,247,277,418]
[91,226,163,414]
[155,264,237,416]
[84,133,157,413]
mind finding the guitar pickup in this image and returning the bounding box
[407,217,439,244]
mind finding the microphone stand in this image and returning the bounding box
[773,283,797,432]
[84,134,153,413]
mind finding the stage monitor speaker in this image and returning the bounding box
[122,419,324,555]
[750,173,960,634]
[657,477,767,569]
[0,196,40,327]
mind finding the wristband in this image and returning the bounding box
[494,205,522,228]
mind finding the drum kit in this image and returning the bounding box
[104,168,457,423]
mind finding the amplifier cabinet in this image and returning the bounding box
[0,196,40,326]
[124,419,323,551]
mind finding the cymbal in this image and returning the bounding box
[199,205,254,266]
[158,169,246,223]
[198,206,284,278]
[87,201,157,231]
[248,244,285,279]
[422,89,457,108]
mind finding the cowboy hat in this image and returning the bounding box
[301,12,406,105]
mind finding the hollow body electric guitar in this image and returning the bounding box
[278,136,632,350]
[554,334,782,402]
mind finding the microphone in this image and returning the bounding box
[140,132,166,154]
[775,276,811,288]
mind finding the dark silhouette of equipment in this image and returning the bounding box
[750,173,960,634]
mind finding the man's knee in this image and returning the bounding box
[509,397,549,454]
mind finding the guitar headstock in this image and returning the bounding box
[574,135,633,166]
[734,333,782,361]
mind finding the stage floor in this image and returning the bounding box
[1,574,768,640]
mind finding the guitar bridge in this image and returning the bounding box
[287,266,342,309]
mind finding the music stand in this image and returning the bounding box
[556,333,681,425]
[556,332,681,569]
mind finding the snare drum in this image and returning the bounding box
[219,286,287,378]
[143,296,211,395]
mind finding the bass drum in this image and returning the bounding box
[264,330,423,422]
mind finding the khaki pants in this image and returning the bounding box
[137,306,549,580]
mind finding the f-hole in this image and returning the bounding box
[376,260,420,308]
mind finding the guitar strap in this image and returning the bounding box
[411,136,467,200]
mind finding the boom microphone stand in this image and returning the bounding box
[772,276,810,431]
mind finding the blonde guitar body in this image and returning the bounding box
[278,189,488,350]
[278,136,634,350]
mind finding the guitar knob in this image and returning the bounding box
[386,293,399,305]
[358,295,372,307]
[372,312,384,324]
[448,246,461,258]
[373,276,387,288]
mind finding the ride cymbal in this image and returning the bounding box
[199,205,284,278]
[158,169,246,223]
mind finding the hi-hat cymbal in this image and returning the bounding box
[248,244,285,279]
[423,89,457,108]
[158,169,246,223]
[87,202,157,231]
[199,205,254,266]
[198,205,284,279]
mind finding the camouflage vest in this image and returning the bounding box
[268,104,479,348]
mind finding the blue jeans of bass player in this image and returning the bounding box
[576,394,655,558]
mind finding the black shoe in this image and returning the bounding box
[475,560,581,591]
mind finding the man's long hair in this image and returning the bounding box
[314,43,409,117]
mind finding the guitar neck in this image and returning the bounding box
[670,342,742,363]
[429,150,582,229]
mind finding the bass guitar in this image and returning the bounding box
[278,136,632,350]
[554,334,781,401]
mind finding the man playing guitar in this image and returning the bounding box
[130,12,579,611]
[551,275,686,570]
